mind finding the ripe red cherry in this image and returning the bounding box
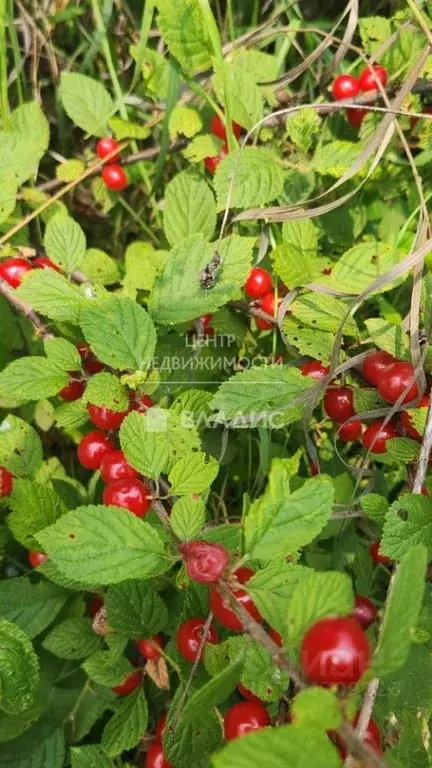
[332,74,360,101]
[210,114,241,141]
[256,316,273,331]
[180,540,230,584]
[244,267,273,300]
[301,616,370,686]
[155,713,167,740]
[204,145,228,174]
[362,350,394,386]
[101,164,128,191]
[132,394,155,413]
[87,595,104,617]
[77,343,105,374]
[96,136,121,163]
[28,551,48,568]
[301,360,330,381]
[103,478,152,518]
[88,403,130,431]
[237,683,263,703]
[136,634,163,661]
[336,713,382,760]
[112,670,141,696]
[400,394,429,440]
[210,567,261,631]
[324,387,355,423]
[338,420,362,443]
[370,540,391,567]
[199,313,213,329]
[100,450,138,483]
[145,741,172,768]
[351,595,378,630]
[358,65,388,92]
[59,379,85,402]
[224,701,270,741]
[0,466,13,497]
[259,292,277,317]
[362,419,397,454]
[346,107,368,128]
[378,362,419,404]
[77,431,115,470]
[0,258,33,288]
[176,618,219,663]
[33,256,61,272]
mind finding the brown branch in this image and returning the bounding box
[0,278,54,340]
[229,299,276,325]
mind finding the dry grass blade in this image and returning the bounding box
[322,0,359,82]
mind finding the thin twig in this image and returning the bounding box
[345,678,380,768]
[0,278,54,340]
[171,611,215,728]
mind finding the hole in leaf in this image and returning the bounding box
[68,532,76,540]
[396,507,408,521]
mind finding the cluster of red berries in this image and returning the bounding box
[244,266,277,330]
[96,137,128,191]
[204,115,241,174]
[332,64,388,128]
[0,254,60,289]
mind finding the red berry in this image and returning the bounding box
[362,419,397,454]
[259,292,276,318]
[96,137,121,163]
[351,595,378,630]
[224,701,270,741]
[180,541,230,584]
[362,350,394,386]
[155,713,167,740]
[300,616,370,686]
[77,343,105,375]
[100,450,138,483]
[132,394,155,413]
[33,256,61,272]
[346,107,368,128]
[244,267,273,300]
[335,713,382,760]
[324,387,355,423]
[200,313,213,329]
[256,316,273,331]
[112,670,141,696]
[400,394,429,440]
[28,551,48,568]
[103,478,152,518]
[210,567,261,631]
[136,634,163,660]
[145,741,172,768]
[0,466,13,497]
[268,628,283,647]
[301,361,330,381]
[310,461,319,476]
[358,65,388,92]
[77,431,115,470]
[338,420,363,443]
[370,540,391,567]
[210,114,241,141]
[378,362,419,404]
[0,258,33,288]
[204,145,228,174]
[101,164,128,191]
[88,403,130,431]
[87,595,104,617]
[176,618,219,663]
[59,379,85,402]
[332,74,360,101]
[237,683,263,703]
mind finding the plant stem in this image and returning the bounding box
[0,0,9,128]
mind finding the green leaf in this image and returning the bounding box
[44,213,86,273]
[330,242,400,295]
[0,176,18,225]
[181,652,244,726]
[312,140,360,177]
[0,357,68,404]
[359,16,392,54]
[164,690,223,767]
[182,134,222,163]
[105,580,168,638]
[287,571,354,646]
[54,400,89,430]
[234,49,280,83]
[381,494,432,560]
[108,116,150,140]
[169,106,203,138]
[56,158,85,182]
[360,493,389,524]
[170,496,206,541]
[70,745,114,768]
[43,617,101,659]
[282,319,334,364]
[245,468,334,561]
[0,725,65,768]
[120,410,170,479]
[386,437,420,462]
[82,249,120,286]
[80,295,157,371]
[213,59,263,130]
[37,505,170,585]
[123,242,167,294]
[353,387,383,414]
[44,338,81,372]
[84,372,129,411]
[0,619,39,715]
[16,270,84,323]
[83,651,134,687]
[214,148,284,211]
[364,318,410,359]
[0,578,69,639]
[8,479,67,548]
[291,688,341,731]
[246,563,310,635]
[150,234,254,325]
[374,545,427,677]
[271,219,318,287]
[155,0,213,74]
[0,700,45,744]
[60,73,113,137]
[224,637,288,702]
[10,101,49,156]
[0,102,49,186]
[102,687,148,757]
[169,452,219,495]
[164,169,216,247]
[0,415,43,478]
[290,294,358,337]
[285,108,321,153]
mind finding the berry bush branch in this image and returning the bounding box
[0,277,54,341]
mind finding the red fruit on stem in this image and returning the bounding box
[237,683,263,703]
[77,431,115,470]
[77,343,105,374]
[301,360,330,381]
[132,393,155,413]
[351,595,378,631]
[176,618,219,663]
[155,713,167,741]
[300,616,370,686]
[112,670,141,696]
[224,701,270,741]
[370,540,391,567]
[103,478,152,518]
[358,65,388,92]
[28,551,48,568]
[96,136,121,163]
[400,394,429,440]
[136,634,163,660]
[101,164,128,191]
[324,387,355,423]
[336,713,382,760]
[362,350,395,386]
[210,567,261,631]
[338,420,363,443]
[88,403,130,431]
[268,628,283,647]
[145,741,172,768]
[377,361,419,404]
[180,540,230,584]
[362,419,397,454]
[33,256,61,272]
[204,145,228,174]
[100,450,138,483]
[346,107,368,128]
[210,114,241,141]
[256,316,273,331]
[0,466,13,497]
[0,258,33,288]
[59,379,85,402]
[200,313,213,329]
[259,292,277,317]
[244,267,273,300]
[87,595,104,618]
[332,74,360,101]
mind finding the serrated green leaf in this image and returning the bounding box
[0,102,49,186]
[290,293,358,337]
[353,387,383,414]
[82,249,120,286]
[364,319,410,359]
[234,49,280,83]
[282,319,334,364]
[0,415,43,478]
[44,338,81,372]
[37,505,170,585]
[102,686,147,757]
[163,170,216,247]
[44,213,86,273]
[0,725,65,768]
[43,617,101,659]
[123,242,167,294]
[382,494,432,560]
[291,688,341,730]
[169,106,203,138]
[285,108,321,153]
[10,101,49,155]
[8,479,67,548]
[54,400,89,430]
[170,496,206,541]
[0,578,69,639]
[164,687,223,767]
[83,651,134,687]
[246,563,310,635]
[330,242,400,295]
[0,176,18,224]
[214,148,284,212]
[360,493,389,523]
[271,218,318,287]
[0,700,45,744]
[105,580,168,638]
[155,0,213,74]
[181,652,244,726]
[56,159,85,182]
[312,140,360,177]
[386,437,420,462]
[0,357,68,404]
[0,619,39,715]
[119,410,169,479]
[16,270,84,323]
[84,372,129,411]
[225,637,288,702]
[213,59,263,130]
[183,134,222,163]
[60,73,113,137]
[91,176,115,214]
[359,16,392,54]
[287,571,354,646]
[70,744,114,768]
[108,117,149,140]
[169,452,219,495]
